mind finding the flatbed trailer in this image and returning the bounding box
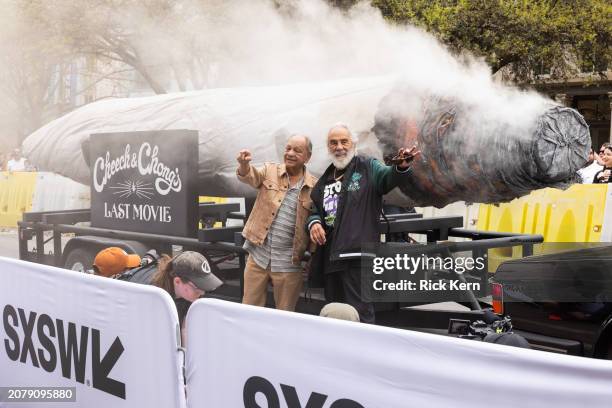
[17,203,543,331]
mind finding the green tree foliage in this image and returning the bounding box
[32,0,222,95]
[369,0,611,82]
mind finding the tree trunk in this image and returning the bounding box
[137,67,167,94]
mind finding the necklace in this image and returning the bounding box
[333,167,345,181]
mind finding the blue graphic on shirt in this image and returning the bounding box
[347,172,362,191]
[323,180,342,227]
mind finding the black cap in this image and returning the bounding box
[172,251,223,292]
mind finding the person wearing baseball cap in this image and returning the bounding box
[93,247,142,278]
[171,251,223,293]
[151,251,223,334]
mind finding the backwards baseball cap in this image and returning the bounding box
[93,247,141,277]
[172,251,223,292]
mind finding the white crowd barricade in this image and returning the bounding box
[0,257,186,408]
[186,299,612,408]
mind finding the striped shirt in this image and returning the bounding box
[244,177,304,272]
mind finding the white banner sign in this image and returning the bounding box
[186,299,612,408]
[0,257,186,408]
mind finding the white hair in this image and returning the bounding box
[329,147,355,170]
[287,134,312,155]
[327,122,358,142]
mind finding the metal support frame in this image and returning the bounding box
[199,203,241,227]
[378,215,463,241]
[17,208,544,324]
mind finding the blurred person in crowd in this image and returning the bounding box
[595,143,610,166]
[307,123,419,324]
[24,158,37,171]
[93,247,141,277]
[577,148,603,184]
[151,251,222,341]
[593,146,612,183]
[7,149,26,172]
[236,135,317,312]
[319,302,360,322]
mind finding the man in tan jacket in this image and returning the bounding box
[236,135,317,311]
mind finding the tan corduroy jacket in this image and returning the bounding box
[237,162,317,265]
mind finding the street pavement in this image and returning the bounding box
[0,229,19,259]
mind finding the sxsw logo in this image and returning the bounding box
[244,376,364,408]
[2,305,126,399]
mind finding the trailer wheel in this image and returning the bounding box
[64,248,97,273]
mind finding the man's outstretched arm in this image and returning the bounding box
[236,149,266,188]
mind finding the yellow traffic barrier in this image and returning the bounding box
[478,184,608,242]
[0,171,38,227]
[417,201,480,230]
[199,196,227,205]
[476,184,609,271]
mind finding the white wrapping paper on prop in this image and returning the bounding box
[23,77,590,207]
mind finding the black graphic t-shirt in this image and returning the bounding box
[323,180,342,227]
[321,170,348,274]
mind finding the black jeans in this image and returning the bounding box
[324,262,375,324]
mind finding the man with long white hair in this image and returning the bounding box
[307,123,419,323]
